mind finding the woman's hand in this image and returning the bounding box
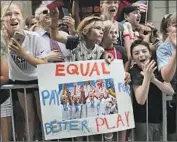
[8,38,26,57]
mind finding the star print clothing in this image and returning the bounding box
[71,40,104,61]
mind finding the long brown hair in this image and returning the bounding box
[160,14,172,41]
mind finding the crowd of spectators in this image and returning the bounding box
[0,0,176,141]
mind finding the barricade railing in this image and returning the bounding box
[0,84,171,141]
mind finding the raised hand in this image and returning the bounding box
[62,14,76,35]
[141,60,157,80]
[50,8,59,29]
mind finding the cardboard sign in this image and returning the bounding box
[37,60,135,140]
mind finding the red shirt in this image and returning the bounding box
[105,48,122,59]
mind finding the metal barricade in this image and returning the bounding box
[0,84,171,141]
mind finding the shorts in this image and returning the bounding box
[8,79,38,93]
[135,123,162,141]
[0,97,12,117]
[0,89,9,105]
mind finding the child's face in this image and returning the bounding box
[125,10,141,28]
[132,45,151,68]
[101,0,120,18]
[104,27,118,45]
[87,21,104,44]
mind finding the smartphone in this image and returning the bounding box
[13,31,25,45]
[62,7,69,16]
[46,0,64,10]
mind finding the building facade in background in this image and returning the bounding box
[1,1,176,30]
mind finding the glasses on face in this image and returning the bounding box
[40,10,49,15]
[31,22,36,26]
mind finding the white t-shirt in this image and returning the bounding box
[98,98,106,116]
[70,102,81,119]
[61,103,71,121]
[35,29,71,62]
[86,98,99,117]
[84,84,94,97]
[8,30,48,81]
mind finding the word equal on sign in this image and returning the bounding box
[55,62,110,77]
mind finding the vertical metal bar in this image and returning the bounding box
[176,99,177,141]
[10,89,16,141]
[146,100,149,141]
[42,124,45,141]
[131,129,135,141]
[162,93,167,141]
[86,136,89,142]
[24,88,30,141]
[117,131,119,141]
[101,134,104,141]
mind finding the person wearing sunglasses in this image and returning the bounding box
[34,4,72,63]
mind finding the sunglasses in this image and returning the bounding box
[31,22,36,26]
[41,10,49,15]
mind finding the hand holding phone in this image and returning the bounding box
[62,7,69,16]
[13,31,25,45]
[9,32,26,56]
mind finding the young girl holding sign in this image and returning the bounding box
[130,40,174,141]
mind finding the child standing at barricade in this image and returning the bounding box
[69,16,105,141]
[101,20,130,141]
[100,0,132,72]
[1,2,48,141]
[49,6,115,140]
[130,39,174,141]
